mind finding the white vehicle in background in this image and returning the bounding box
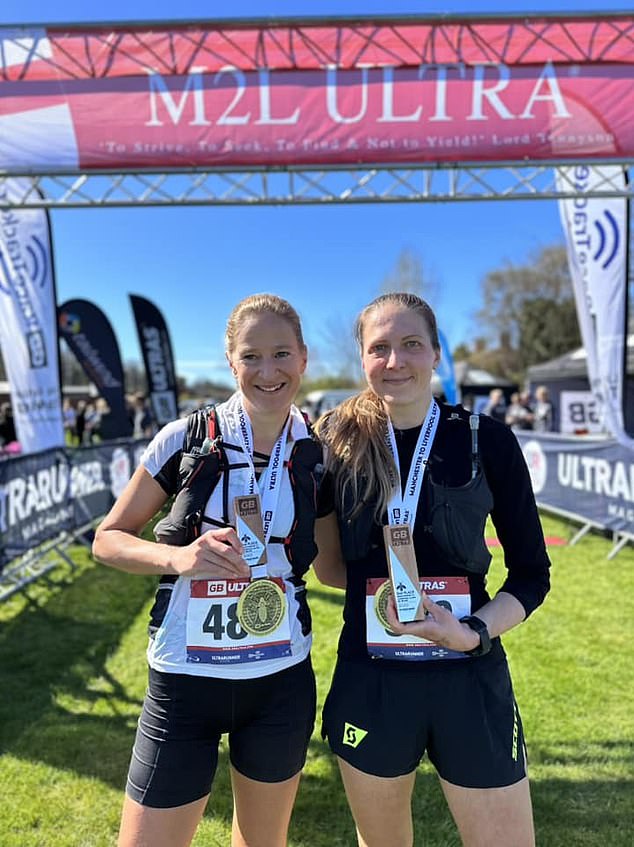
[302,388,359,421]
[178,397,220,418]
[303,373,447,422]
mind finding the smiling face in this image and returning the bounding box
[360,302,440,425]
[227,311,307,420]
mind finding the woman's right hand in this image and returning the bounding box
[93,467,252,579]
[170,527,251,580]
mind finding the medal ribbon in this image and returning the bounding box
[385,399,440,532]
[224,393,293,577]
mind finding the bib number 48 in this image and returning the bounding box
[202,602,247,640]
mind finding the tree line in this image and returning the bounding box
[313,243,581,388]
[455,244,581,384]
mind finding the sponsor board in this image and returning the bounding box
[517,432,634,535]
[0,439,149,570]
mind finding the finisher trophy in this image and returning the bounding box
[383,524,425,623]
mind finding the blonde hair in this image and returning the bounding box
[315,389,394,519]
[315,292,440,520]
[225,293,305,355]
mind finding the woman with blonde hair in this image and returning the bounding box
[316,292,550,847]
[93,293,342,847]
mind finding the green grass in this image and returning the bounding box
[0,513,632,846]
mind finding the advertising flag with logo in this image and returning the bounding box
[0,178,65,453]
[57,299,132,438]
[129,294,179,426]
[556,165,632,446]
[437,329,459,405]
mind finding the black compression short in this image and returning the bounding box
[321,646,527,788]
[126,657,316,808]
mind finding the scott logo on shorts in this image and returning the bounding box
[342,722,368,748]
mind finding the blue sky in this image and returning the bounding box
[4,0,631,386]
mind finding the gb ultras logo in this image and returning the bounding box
[0,201,50,369]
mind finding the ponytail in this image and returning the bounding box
[315,389,396,520]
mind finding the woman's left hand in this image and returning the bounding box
[385,592,480,653]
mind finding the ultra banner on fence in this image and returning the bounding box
[518,432,634,539]
[0,178,64,454]
[0,439,149,570]
[129,294,179,426]
[0,15,633,171]
[58,299,132,438]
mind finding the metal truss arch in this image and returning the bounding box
[1,161,633,208]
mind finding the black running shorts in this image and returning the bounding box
[322,647,527,788]
[126,657,316,808]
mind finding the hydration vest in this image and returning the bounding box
[147,406,323,635]
[337,405,494,574]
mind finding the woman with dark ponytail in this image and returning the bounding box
[316,293,550,847]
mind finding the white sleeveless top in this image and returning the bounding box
[141,394,313,680]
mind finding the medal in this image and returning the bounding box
[185,393,310,662]
[373,579,394,632]
[222,395,308,636]
[237,578,286,636]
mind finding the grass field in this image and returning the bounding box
[1,513,633,846]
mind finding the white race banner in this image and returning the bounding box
[556,165,630,443]
[0,30,79,171]
[0,178,65,453]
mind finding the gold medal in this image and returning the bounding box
[374,580,395,632]
[237,579,286,636]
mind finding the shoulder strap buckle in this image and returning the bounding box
[187,405,222,455]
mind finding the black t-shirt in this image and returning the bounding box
[330,405,551,663]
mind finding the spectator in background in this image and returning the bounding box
[505,392,534,431]
[482,387,507,423]
[75,400,87,446]
[520,390,534,421]
[93,397,120,442]
[0,401,18,447]
[533,385,555,432]
[461,393,475,413]
[83,401,99,444]
[132,393,155,438]
[62,398,77,444]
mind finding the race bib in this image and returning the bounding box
[366,576,471,661]
[186,578,291,665]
